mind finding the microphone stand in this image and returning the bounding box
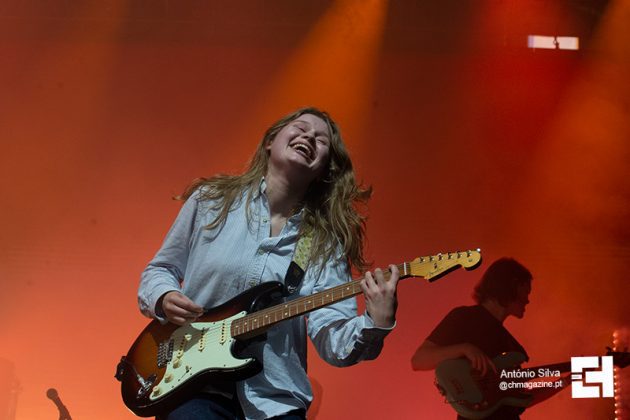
[46,388,72,420]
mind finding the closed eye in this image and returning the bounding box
[292,122,307,132]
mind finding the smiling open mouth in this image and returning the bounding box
[291,143,313,161]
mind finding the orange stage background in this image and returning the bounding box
[1,1,628,419]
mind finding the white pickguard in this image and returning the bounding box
[149,311,252,400]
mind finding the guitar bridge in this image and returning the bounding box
[434,377,466,404]
[157,339,174,368]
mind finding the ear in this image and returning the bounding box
[265,138,273,151]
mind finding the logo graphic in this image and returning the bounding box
[570,356,614,398]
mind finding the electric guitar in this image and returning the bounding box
[116,249,481,417]
[435,348,630,419]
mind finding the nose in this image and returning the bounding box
[301,128,316,143]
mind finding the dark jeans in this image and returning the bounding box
[156,394,306,420]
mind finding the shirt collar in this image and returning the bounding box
[256,177,267,198]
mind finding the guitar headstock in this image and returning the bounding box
[407,249,482,282]
[606,347,630,369]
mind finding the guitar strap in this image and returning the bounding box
[283,230,313,296]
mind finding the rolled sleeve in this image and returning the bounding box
[138,191,200,319]
[361,313,396,342]
[306,255,393,366]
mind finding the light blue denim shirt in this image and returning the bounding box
[138,180,392,419]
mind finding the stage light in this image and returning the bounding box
[527,35,579,50]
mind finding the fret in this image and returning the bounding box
[227,250,481,341]
[237,284,343,336]
[231,280,364,338]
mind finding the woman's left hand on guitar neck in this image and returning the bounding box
[361,265,400,328]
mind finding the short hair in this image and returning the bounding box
[473,258,532,306]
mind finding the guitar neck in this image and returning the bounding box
[230,262,410,339]
[229,249,482,339]
[508,349,629,377]
[523,362,571,374]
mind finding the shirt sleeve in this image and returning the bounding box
[137,191,200,321]
[306,255,394,367]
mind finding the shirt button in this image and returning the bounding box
[257,249,265,255]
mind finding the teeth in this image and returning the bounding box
[292,144,312,159]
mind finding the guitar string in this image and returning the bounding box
[162,253,479,359]
[165,268,377,343]
[164,254,476,339]
[468,371,565,387]
[174,280,366,338]
[233,251,475,332]
[168,285,363,341]
[173,267,387,338]
[187,260,404,337]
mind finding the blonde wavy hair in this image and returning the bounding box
[179,107,372,273]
